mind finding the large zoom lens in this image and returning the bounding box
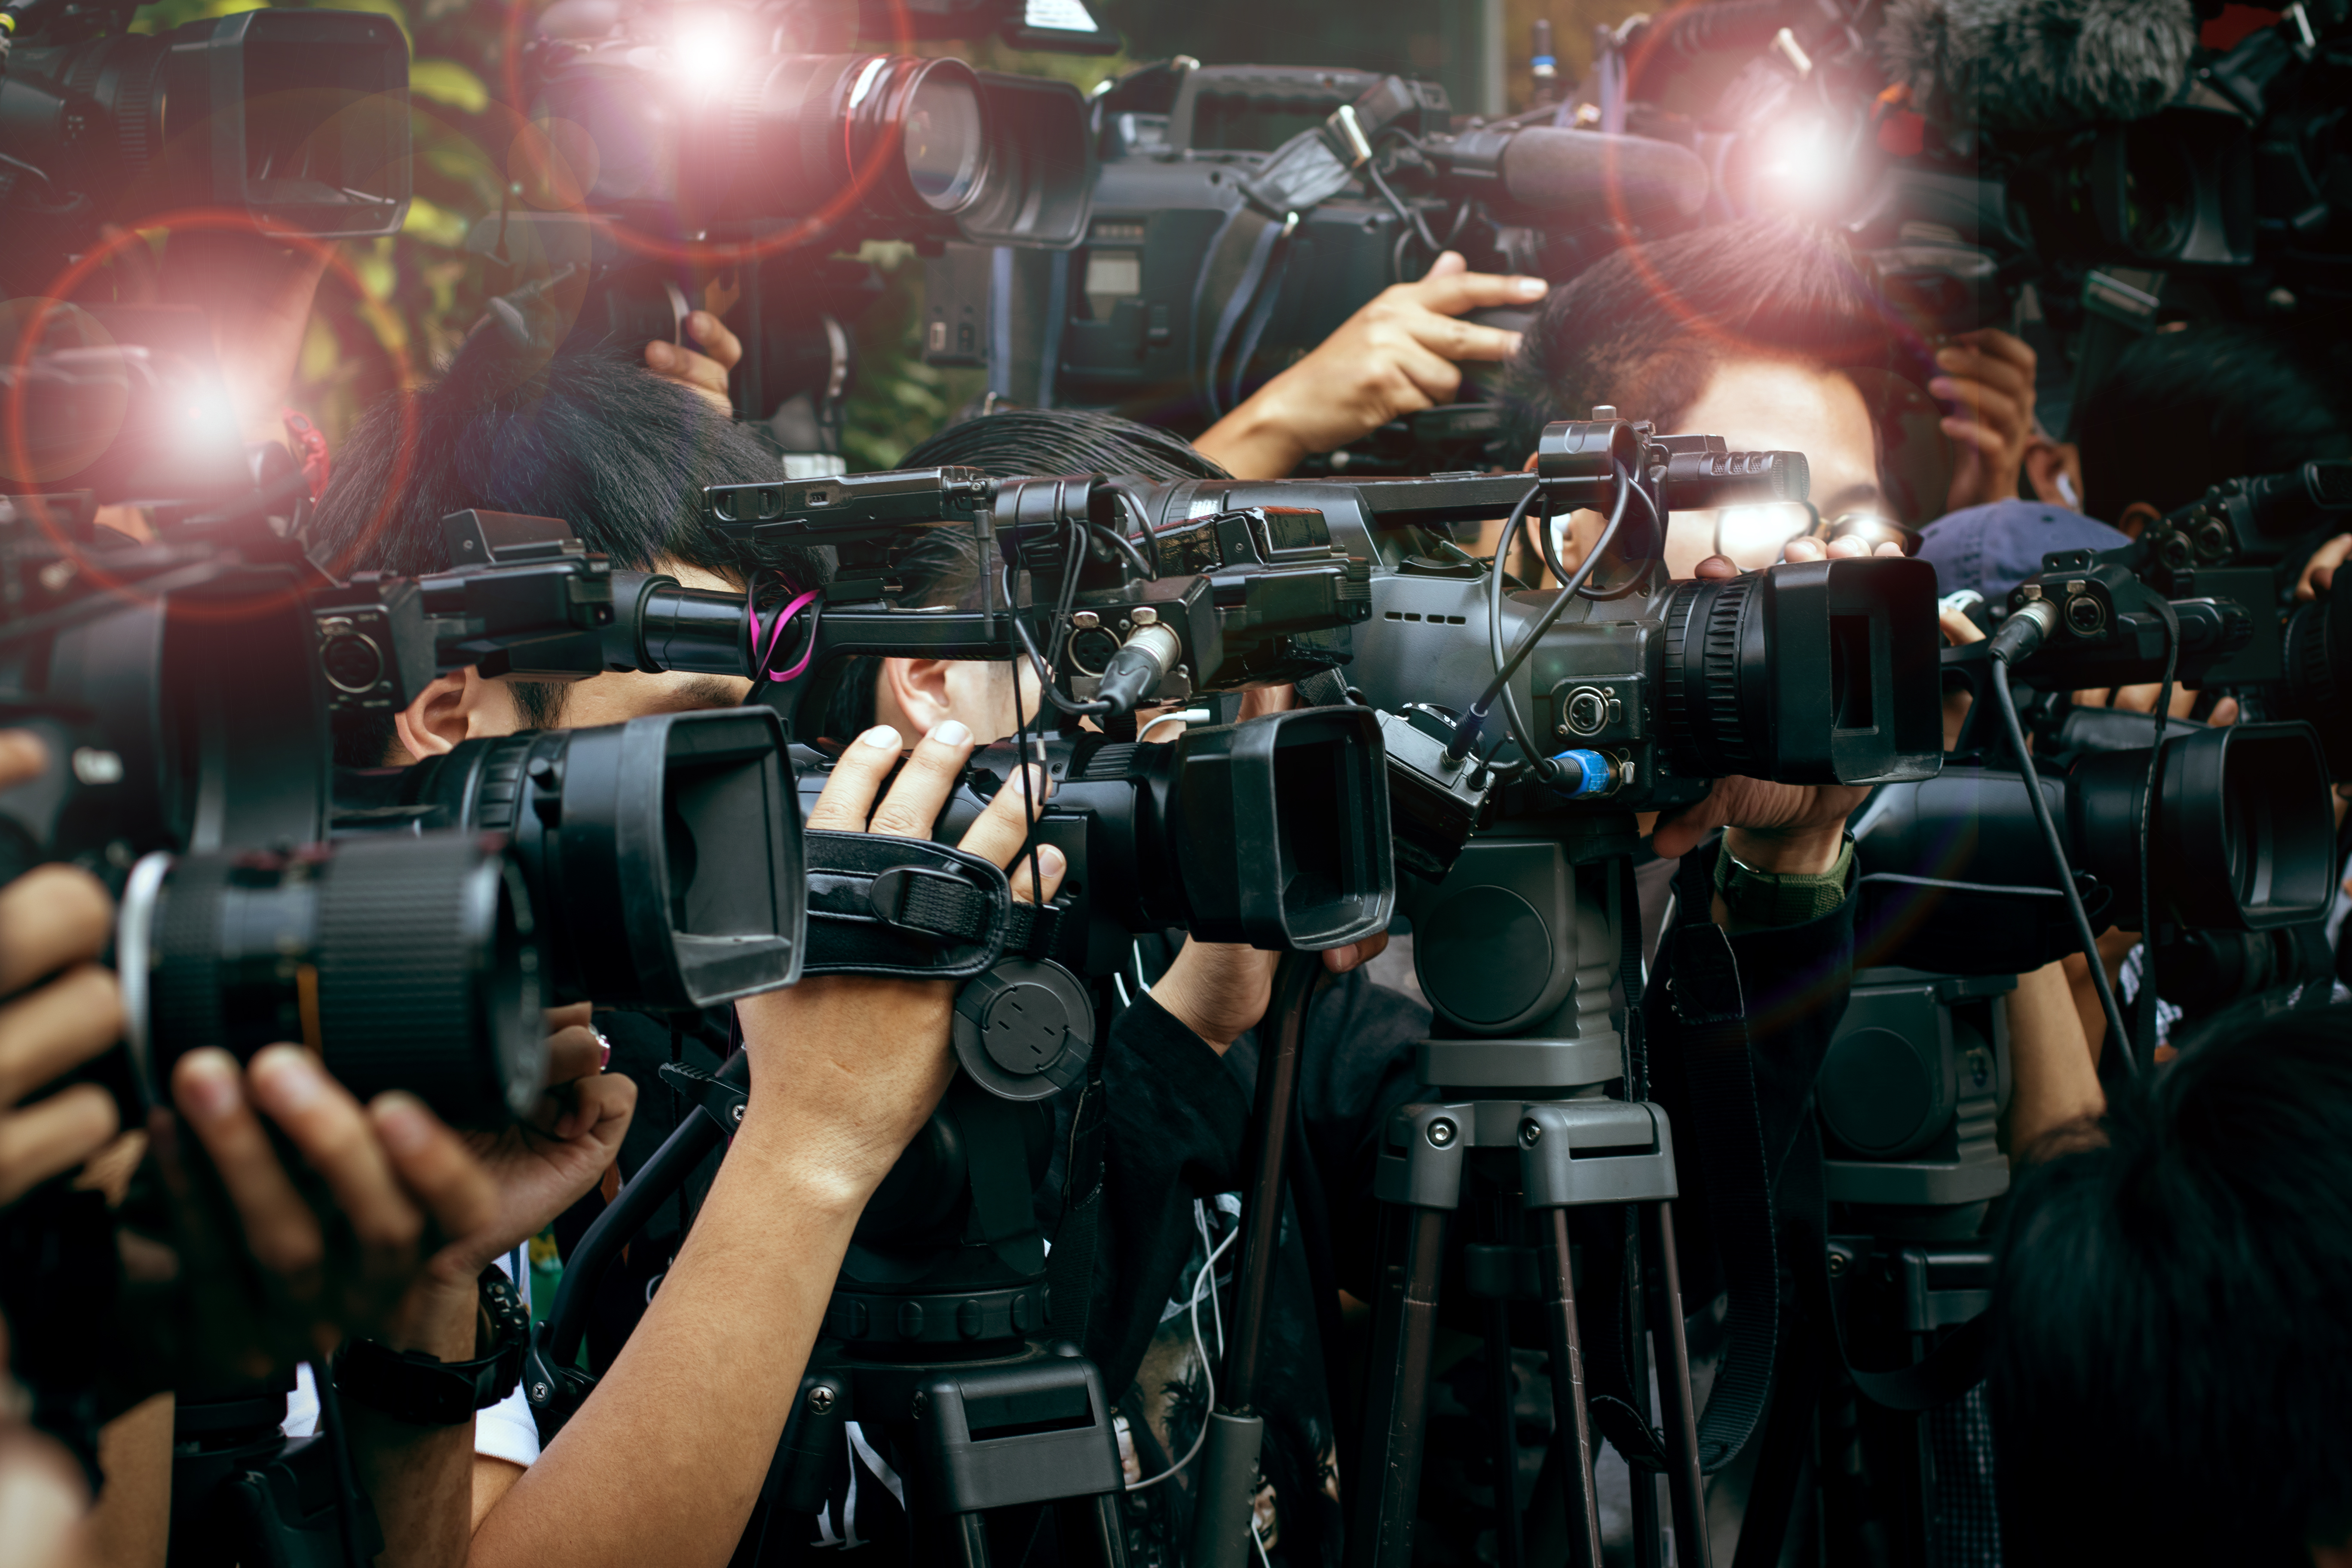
[1657,555,1945,784]
[936,707,1396,956]
[534,38,1088,245]
[395,709,804,1010]
[119,833,544,1127]
[1856,721,2334,975]
[0,9,410,238]
[2278,591,2352,778]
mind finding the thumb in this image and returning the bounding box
[1649,787,1727,862]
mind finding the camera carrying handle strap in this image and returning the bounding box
[800,830,1064,980]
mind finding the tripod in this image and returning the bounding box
[527,1052,1130,1567]
[1348,821,1710,1568]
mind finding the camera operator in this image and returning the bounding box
[805,405,1422,1562]
[305,329,1069,1567]
[1989,998,2352,1567]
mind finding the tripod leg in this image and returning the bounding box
[1484,1294,1525,1568]
[950,1512,992,1568]
[1347,1206,1449,1568]
[1642,1204,1711,1568]
[1052,1493,1130,1568]
[1626,1214,1664,1568]
[1537,1207,1605,1568]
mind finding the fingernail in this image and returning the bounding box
[252,1046,325,1112]
[1036,844,1066,876]
[1516,276,1547,297]
[860,724,902,750]
[178,1051,239,1121]
[374,1093,433,1155]
[928,719,972,747]
[646,341,675,368]
[1935,347,1963,366]
[1023,763,1052,797]
[1504,331,1525,355]
[688,311,711,339]
[1928,377,1957,398]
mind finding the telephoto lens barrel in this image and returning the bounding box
[913,706,1395,962]
[1856,721,2335,974]
[1658,556,1945,785]
[118,833,545,1127]
[394,709,804,1011]
[2278,588,2352,778]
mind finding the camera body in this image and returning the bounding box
[0,3,410,283]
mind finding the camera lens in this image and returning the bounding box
[1659,557,1943,785]
[119,833,545,1127]
[902,67,986,212]
[2278,592,2352,778]
[396,709,804,1010]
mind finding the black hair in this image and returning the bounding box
[816,408,1229,739]
[1988,998,2352,1566]
[310,334,827,764]
[2074,322,2352,524]
[1491,216,1898,460]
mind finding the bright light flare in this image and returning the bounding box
[670,13,738,84]
[1752,116,1848,210]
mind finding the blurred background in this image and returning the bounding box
[118,0,1640,468]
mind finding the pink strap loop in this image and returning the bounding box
[747,585,821,682]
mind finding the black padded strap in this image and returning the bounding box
[801,831,1012,980]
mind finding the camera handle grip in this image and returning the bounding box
[524,1051,750,1441]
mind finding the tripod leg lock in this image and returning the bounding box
[1517,1101,1679,1209]
[1372,1102,1471,1209]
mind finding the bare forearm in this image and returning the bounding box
[352,1277,481,1568]
[1194,395,1306,481]
[2004,960,2104,1160]
[467,1113,868,1568]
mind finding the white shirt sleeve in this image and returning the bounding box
[280,1247,542,1468]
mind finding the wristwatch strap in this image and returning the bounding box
[334,1268,529,1426]
[1712,833,1856,931]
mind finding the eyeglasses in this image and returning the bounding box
[1691,501,1920,571]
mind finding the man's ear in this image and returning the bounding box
[2116,500,2161,541]
[2023,438,2085,510]
[393,672,472,760]
[877,657,958,739]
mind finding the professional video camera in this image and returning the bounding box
[472,0,1103,465]
[925,60,1710,444]
[0,0,412,287]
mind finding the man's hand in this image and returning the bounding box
[732,721,1068,1199]
[1930,328,2037,513]
[441,1004,635,1283]
[1652,535,1904,871]
[1147,934,1389,1055]
[162,1047,501,1372]
[644,312,740,415]
[1195,253,1547,480]
[2296,533,2352,603]
[0,733,125,1208]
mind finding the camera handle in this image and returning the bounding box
[524,1050,750,1439]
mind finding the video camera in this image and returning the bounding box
[0,499,808,1122]
[0,0,411,286]
[473,0,1101,459]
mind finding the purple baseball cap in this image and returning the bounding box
[1914,499,2133,603]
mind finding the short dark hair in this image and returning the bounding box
[1492,217,1898,459]
[2074,323,2352,524]
[1988,999,2352,1566]
[817,408,1229,738]
[312,334,827,762]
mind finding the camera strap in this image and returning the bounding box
[1188,128,1354,420]
[799,831,1069,980]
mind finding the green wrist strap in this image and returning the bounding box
[1712,835,1856,931]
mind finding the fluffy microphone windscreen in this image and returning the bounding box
[1879,0,2198,132]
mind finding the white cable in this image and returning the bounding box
[1125,1201,1240,1491]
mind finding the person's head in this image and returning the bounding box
[1494,216,1899,577]
[2074,322,2352,536]
[1989,999,2352,1568]
[818,408,1230,743]
[309,334,826,766]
